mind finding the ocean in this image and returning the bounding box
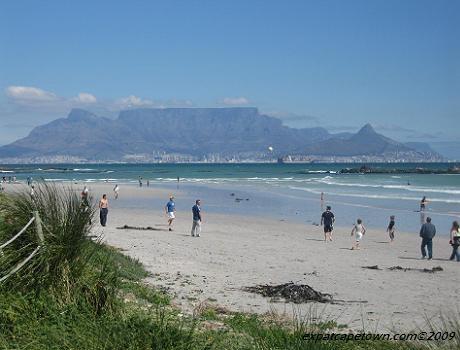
[1,163,459,235]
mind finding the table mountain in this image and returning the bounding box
[0,108,442,162]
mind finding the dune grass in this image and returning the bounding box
[0,185,458,349]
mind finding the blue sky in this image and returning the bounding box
[0,0,458,148]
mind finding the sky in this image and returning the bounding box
[0,0,459,150]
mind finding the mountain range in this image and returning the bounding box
[0,108,443,162]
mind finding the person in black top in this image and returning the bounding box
[387,215,396,242]
[420,196,428,211]
[321,206,335,242]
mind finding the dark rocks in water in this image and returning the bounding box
[362,265,381,270]
[243,282,333,304]
[117,225,164,231]
[340,167,460,175]
[230,193,235,196]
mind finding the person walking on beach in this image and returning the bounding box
[165,196,176,231]
[139,177,143,187]
[191,199,202,237]
[420,217,436,260]
[420,196,428,211]
[113,184,119,199]
[387,215,396,242]
[351,218,366,250]
[449,221,460,262]
[99,194,109,227]
[321,206,335,242]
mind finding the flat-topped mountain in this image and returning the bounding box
[0,108,442,162]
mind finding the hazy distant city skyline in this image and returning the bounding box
[0,0,458,148]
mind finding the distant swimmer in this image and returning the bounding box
[321,206,335,242]
[351,218,366,250]
[420,196,428,211]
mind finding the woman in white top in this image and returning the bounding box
[351,218,366,250]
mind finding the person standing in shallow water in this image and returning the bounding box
[321,206,335,242]
[99,194,109,227]
[420,196,428,211]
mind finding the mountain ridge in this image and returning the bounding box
[0,108,442,162]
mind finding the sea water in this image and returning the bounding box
[1,163,459,234]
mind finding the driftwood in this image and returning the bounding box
[243,282,333,304]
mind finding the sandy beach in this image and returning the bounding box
[4,181,458,332]
[56,182,455,334]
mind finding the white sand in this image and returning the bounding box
[6,182,459,332]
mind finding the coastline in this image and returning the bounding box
[73,182,459,333]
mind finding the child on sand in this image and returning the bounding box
[387,215,396,242]
[351,218,366,250]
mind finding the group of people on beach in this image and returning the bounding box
[320,195,460,261]
[83,185,203,237]
[163,196,203,237]
[80,184,459,261]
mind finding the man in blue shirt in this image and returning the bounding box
[165,196,176,231]
[191,199,202,237]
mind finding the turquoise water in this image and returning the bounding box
[1,163,459,234]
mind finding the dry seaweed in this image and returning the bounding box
[243,282,333,304]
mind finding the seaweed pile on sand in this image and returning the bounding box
[243,282,333,304]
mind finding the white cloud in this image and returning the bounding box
[221,97,249,105]
[4,85,194,114]
[115,95,154,108]
[6,86,58,102]
[73,92,97,104]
